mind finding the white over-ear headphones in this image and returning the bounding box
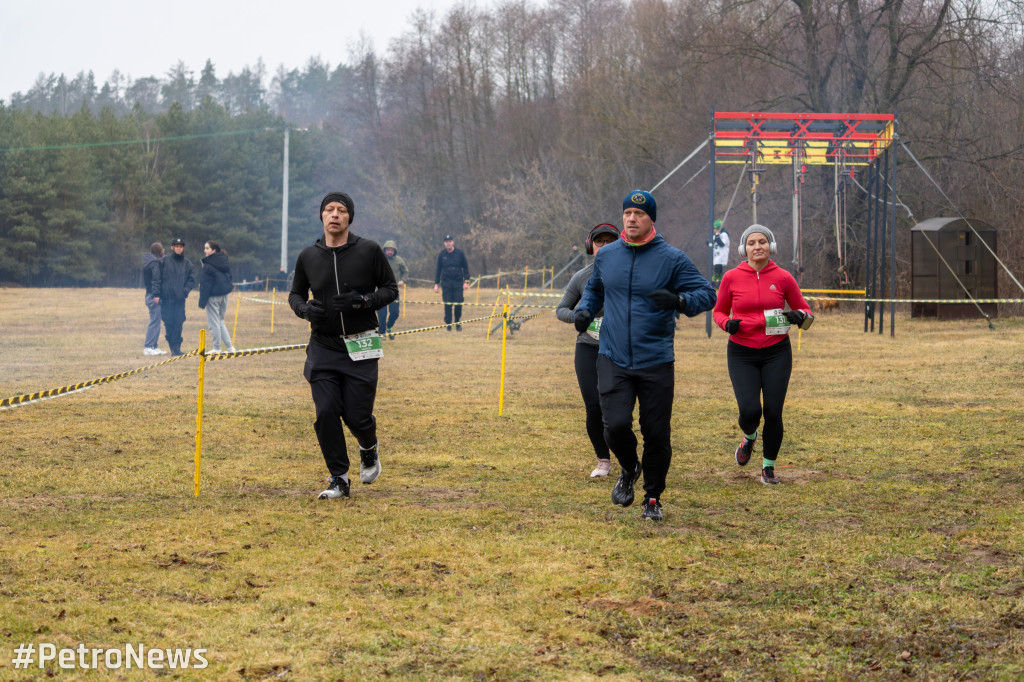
[738,224,777,256]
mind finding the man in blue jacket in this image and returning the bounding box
[575,190,716,521]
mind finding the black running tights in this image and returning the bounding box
[726,337,792,462]
[573,343,610,460]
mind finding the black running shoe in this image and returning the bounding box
[735,433,757,466]
[455,324,462,331]
[761,466,780,485]
[641,498,663,521]
[317,475,351,499]
[611,461,642,507]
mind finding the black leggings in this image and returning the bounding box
[573,343,610,460]
[726,337,792,462]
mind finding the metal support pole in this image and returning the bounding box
[864,159,875,333]
[706,114,716,339]
[889,115,898,337]
[280,127,290,274]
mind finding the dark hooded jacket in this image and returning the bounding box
[382,240,408,283]
[198,250,234,309]
[143,252,162,298]
[288,233,398,351]
[161,252,197,301]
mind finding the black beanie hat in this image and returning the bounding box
[320,192,355,224]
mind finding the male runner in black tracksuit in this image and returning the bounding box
[289,192,398,500]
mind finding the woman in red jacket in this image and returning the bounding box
[713,224,813,484]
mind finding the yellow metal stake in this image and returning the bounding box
[270,288,276,334]
[498,305,509,416]
[523,267,529,292]
[231,293,241,348]
[194,329,206,497]
[400,282,406,318]
[475,277,481,304]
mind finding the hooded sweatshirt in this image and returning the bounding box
[382,240,408,283]
[288,233,398,351]
[712,259,811,349]
[198,250,233,309]
[143,252,162,298]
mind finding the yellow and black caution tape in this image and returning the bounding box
[0,350,199,411]
[241,295,289,306]
[804,296,1023,304]
[403,299,557,309]
[203,343,308,362]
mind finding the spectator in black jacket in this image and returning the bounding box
[198,240,236,354]
[289,192,398,500]
[161,238,197,356]
[142,242,167,356]
[433,234,470,331]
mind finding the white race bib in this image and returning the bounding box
[586,316,603,341]
[763,308,791,335]
[344,330,383,361]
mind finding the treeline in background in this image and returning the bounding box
[2,0,1024,292]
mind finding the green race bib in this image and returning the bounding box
[763,308,791,335]
[586,316,602,341]
[344,330,384,361]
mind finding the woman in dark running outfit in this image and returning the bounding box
[712,224,813,484]
[555,224,620,478]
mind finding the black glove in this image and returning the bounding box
[303,299,328,323]
[724,319,740,335]
[574,309,594,333]
[783,310,806,325]
[647,289,681,311]
[332,291,367,311]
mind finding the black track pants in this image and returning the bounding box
[574,343,610,460]
[726,336,792,462]
[441,283,464,324]
[596,355,675,500]
[304,342,379,477]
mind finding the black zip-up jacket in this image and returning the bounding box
[198,251,234,309]
[161,252,197,301]
[289,233,398,350]
[434,247,470,286]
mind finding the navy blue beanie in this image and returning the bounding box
[623,190,656,223]
[320,192,355,224]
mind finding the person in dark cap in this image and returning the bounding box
[289,192,399,500]
[433,234,470,331]
[574,190,716,521]
[160,237,197,356]
[556,224,619,478]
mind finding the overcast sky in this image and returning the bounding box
[0,0,474,99]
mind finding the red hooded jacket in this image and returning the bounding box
[713,260,811,349]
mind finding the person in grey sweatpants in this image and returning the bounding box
[142,242,167,356]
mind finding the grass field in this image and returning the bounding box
[1,287,1023,681]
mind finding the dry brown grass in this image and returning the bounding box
[1,287,1023,680]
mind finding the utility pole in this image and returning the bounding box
[280,126,290,274]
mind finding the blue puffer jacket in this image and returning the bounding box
[577,234,716,369]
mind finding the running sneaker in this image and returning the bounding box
[641,498,663,521]
[318,475,350,499]
[735,433,757,467]
[611,461,642,507]
[761,466,780,485]
[590,459,612,478]
[360,443,381,484]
